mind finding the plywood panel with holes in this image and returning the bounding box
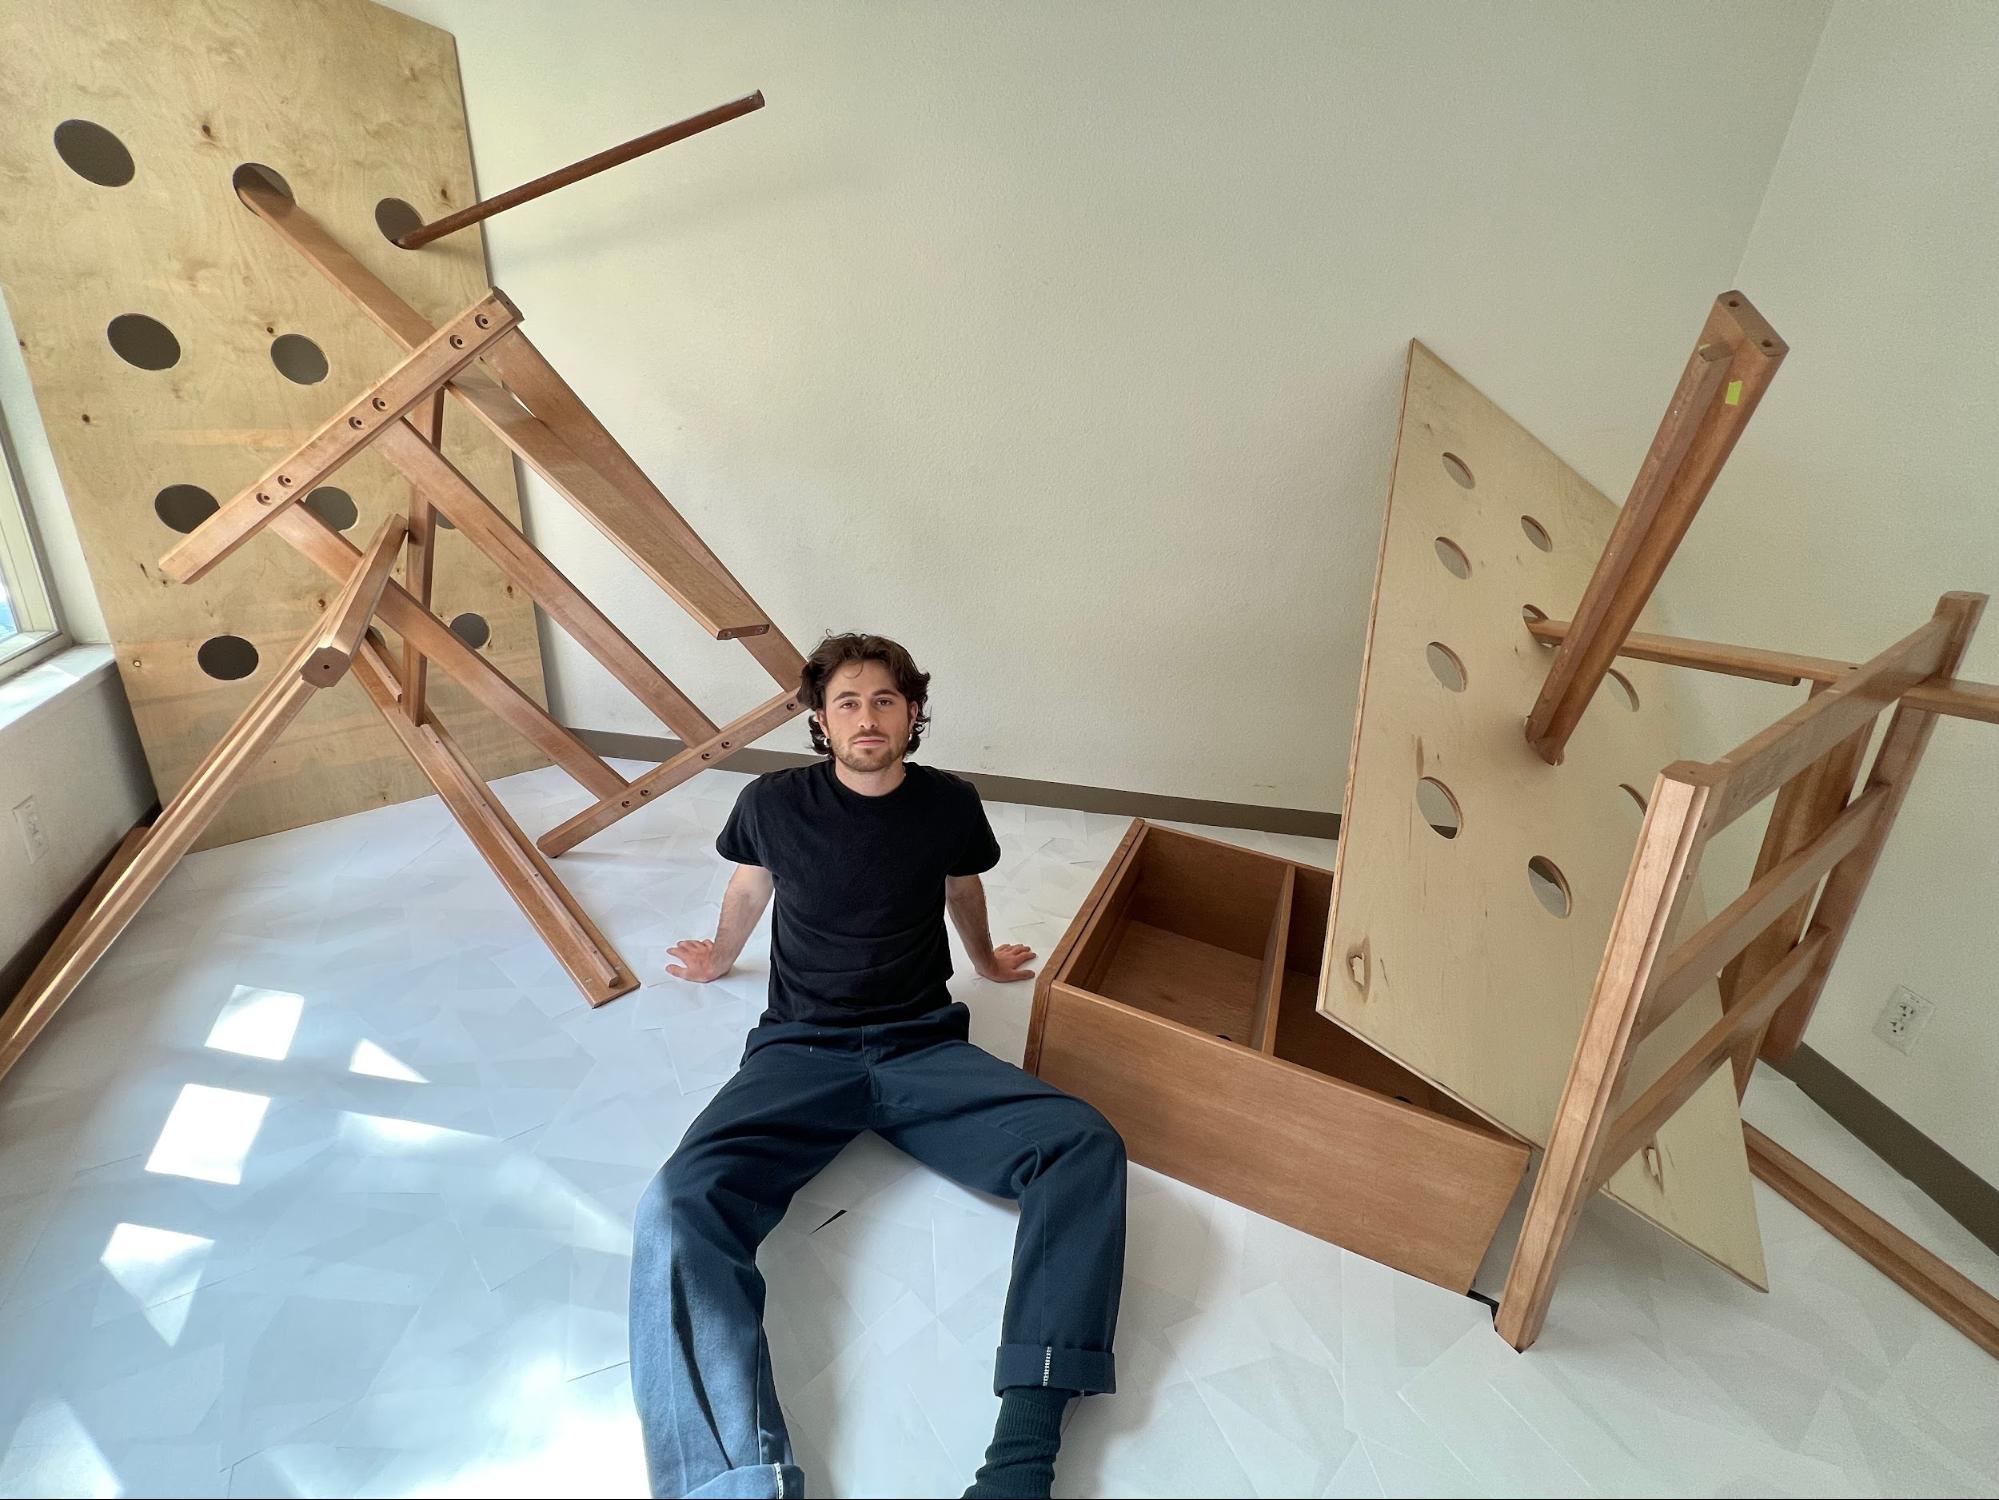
[0,0,545,848]
[1320,341,1766,1287]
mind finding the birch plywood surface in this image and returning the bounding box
[1321,342,1766,1287]
[0,0,545,848]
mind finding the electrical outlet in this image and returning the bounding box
[12,796,48,864]
[1873,985,1934,1054]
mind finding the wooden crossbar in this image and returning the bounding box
[1497,592,1987,1352]
[1525,292,1786,764]
[538,688,807,856]
[159,291,518,582]
[1635,784,1886,1039]
[1526,616,1999,723]
[234,175,779,645]
[373,422,720,744]
[1598,933,1825,1191]
[1704,605,1961,830]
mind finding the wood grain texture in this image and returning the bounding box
[1530,617,1999,721]
[1322,341,1766,1287]
[1496,775,1716,1350]
[303,512,406,687]
[1747,1125,1999,1362]
[0,0,548,848]
[1526,292,1784,763]
[1037,983,1528,1293]
[1024,818,1147,1073]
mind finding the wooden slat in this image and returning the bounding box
[232,180,776,643]
[1495,774,1714,1351]
[303,513,406,687]
[1251,865,1295,1055]
[537,688,805,856]
[1636,785,1886,1039]
[1761,593,1987,1060]
[1528,616,1999,723]
[1746,1125,1999,1361]
[480,334,772,639]
[157,291,519,582]
[352,640,637,1006]
[1526,292,1785,764]
[1723,700,1869,1094]
[1026,818,1148,1073]
[403,392,446,722]
[373,421,720,743]
[0,658,322,1083]
[1598,933,1825,1190]
[1705,608,1958,830]
[269,504,627,799]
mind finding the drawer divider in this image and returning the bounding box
[1251,865,1296,1055]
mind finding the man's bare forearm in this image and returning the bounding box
[710,865,775,971]
[946,875,996,964]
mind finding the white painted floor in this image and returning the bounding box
[1,760,1995,1498]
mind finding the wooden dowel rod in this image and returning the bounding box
[1528,616,1999,724]
[395,91,766,250]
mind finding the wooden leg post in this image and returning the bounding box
[1496,770,1713,1350]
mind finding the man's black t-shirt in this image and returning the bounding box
[716,759,1002,1026]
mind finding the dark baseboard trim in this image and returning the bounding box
[574,729,1343,840]
[1771,1045,1999,1259]
[0,804,161,1010]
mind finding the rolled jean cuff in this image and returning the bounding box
[994,1342,1116,1396]
[685,1460,804,1498]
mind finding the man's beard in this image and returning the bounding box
[832,732,903,773]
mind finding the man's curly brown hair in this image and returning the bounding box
[799,633,933,757]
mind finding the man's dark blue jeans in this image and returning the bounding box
[629,1002,1127,1498]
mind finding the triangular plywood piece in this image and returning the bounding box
[1320,341,1766,1288]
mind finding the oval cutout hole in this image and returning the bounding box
[232,162,293,203]
[1619,783,1648,814]
[1440,452,1475,489]
[1433,536,1471,579]
[1521,515,1553,551]
[1521,604,1555,648]
[107,313,180,370]
[302,486,358,532]
[1607,669,1641,711]
[154,484,218,533]
[271,333,328,384]
[1415,777,1462,839]
[449,611,490,650]
[1527,856,1571,917]
[375,197,424,246]
[1425,642,1467,692]
[54,119,135,187]
[197,634,259,681]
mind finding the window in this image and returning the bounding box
[0,410,66,680]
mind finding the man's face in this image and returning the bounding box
[818,659,915,774]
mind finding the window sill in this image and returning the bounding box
[0,642,117,741]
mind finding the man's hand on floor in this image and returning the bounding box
[975,943,1038,983]
[666,939,731,983]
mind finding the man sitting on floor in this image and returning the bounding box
[631,632,1128,1500]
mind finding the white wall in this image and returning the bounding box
[0,651,154,965]
[385,0,1825,807]
[1669,2,1999,1180]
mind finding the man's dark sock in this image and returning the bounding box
[962,1385,1074,1499]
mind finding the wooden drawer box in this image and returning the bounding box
[1025,819,1530,1293]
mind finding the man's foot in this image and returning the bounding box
[963,1386,1072,1499]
